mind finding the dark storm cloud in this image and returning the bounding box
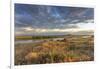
[15,4,94,29]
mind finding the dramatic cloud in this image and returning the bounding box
[15,4,94,35]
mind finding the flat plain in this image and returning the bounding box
[15,35,94,65]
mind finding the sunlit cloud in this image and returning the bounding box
[15,4,94,35]
[23,27,33,31]
[17,27,93,33]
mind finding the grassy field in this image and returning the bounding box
[15,35,94,65]
[15,35,65,40]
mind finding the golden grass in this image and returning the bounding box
[15,35,94,65]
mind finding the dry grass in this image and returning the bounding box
[15,35,94,65]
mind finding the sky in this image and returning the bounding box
[15,4,94,36]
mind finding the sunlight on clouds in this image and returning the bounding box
[76,23,94,30]
[16,19,94,35]
[23,27,34,31]
[22,19,94,33]
[23,27,93,33]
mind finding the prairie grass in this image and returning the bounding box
[15,35,94,65]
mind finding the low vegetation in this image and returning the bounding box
[15,35,64,40]
[15,35,94,65]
